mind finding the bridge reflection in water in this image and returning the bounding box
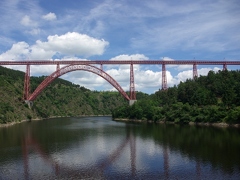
[22,128,137,179]
[21,127,203,179]
[1,116,239,179]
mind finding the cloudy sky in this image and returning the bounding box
[0,0,240,94]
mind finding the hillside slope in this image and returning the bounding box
[113,70,240,124]
[0,66,148,124]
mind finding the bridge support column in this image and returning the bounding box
[129,100,137,106]
[23,64,30,100]
[193,63,198,80]
[56,63,60,76]
[25,100,33,109]
[162,63,167,90]
[129,63,136,105]
[56,63,60,71]
[223,63,227,71]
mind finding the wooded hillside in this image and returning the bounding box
[113,70,240,124]
[0,66,148,124]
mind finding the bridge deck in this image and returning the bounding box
[0,60,240,65]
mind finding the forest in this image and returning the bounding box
[0,66,147,124]
[112,70,240,124]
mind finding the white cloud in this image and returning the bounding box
[42,12,57,21]
[111,54,149,61]
[172,67,221,86]
[0,32,110,84]
[109,54,148,70]
[20,15,37,27]
[0,32,109,60]
[198,67,221,76]
[161,57,174,61]
[175,69,193,83]
[30,44,55,60]
[29,28,41,35]
[36,32,109,57]
[176,65,192,71]
[20,15,30,26]
[0,42,29,60]
[20,14,40,36]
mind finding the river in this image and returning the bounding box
[0,116,240,179]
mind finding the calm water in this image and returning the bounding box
[0,116,240,179]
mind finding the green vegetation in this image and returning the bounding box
[0,66,148,124]
[112,70,240,124]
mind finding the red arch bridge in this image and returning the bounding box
[1,60,240,105]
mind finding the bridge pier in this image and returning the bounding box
[129,100,137,106]
[25,100,34,109]
[162,63,167,90]
[223,63,227,71]
[23,64,30,100]
[193,63,198,80]
[129,63,136,100]
[129,63,136,106]
[56,63,60,71]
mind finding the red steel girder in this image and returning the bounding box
[129,63,136,100]
[1,60,240,65]
[28,64,130,101]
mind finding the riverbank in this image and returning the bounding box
[113,118,240,128]
[0,117,49,128]
[0,115,112,128]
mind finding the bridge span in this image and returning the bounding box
[1,60,240,105]
[1,60,240,65]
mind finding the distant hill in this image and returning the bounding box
[0,66,149,124]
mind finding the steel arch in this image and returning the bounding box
[28,64,130,101]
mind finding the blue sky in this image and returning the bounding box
[0,0,240,94]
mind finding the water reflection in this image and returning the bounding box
[20,123,140,179]
[0,117,240,179]
[21,128,59,179]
